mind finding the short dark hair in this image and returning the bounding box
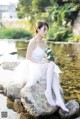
[36,21,49,33]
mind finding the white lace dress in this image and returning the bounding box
[0,43,61,88]
[12,43,61,87]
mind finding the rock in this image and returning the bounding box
[59,100,79,119]
[43,113,60,119]
[0,84,4,93]
[75,117,80,119]
[13,99,24,113]
[0,67,14,95]
[1,61,20,70]
[20,82,63,117]
[0,84,7,95]
[20,113,35,119]
[0,60,22,93]
[7,82,26,101]
[67,54,77,61]
[6,97,14,110]
[9,52,17,55]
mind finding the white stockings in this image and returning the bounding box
[45,62,69,112]
[44,62,56,107]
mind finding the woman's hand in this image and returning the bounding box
[41,57,50,64]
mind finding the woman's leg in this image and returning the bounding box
[44,61,56,106]
[52,70,69,112]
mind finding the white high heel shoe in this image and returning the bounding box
[56,101,69,112]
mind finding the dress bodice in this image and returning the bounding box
[31,40,46,61]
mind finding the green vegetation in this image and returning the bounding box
[47,3,80,41]
[16,0,52,18]
[47,23,72,41]
[16,0,80,42]
[0,28,32,39]
[50,3,80,25]
[0,1,79,41]
[16,0,80,18]
[68,35,80,42]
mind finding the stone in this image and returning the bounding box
[0,67,14,94]
[20,82,63,117]
[0,84,4,93]
[75,117,80,119]
[58,100,79,119]
[1,61,20,70]
[7,82,26,101]
[13,99,24,113]
[20,113,35,119]
[6,97,14,110]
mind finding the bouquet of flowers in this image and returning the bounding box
[44,47,55,61]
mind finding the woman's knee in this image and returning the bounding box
[48,61,55,68]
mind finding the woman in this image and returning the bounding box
[23,21,69,112]
[0,21,69,112]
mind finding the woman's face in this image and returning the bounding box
[37,25,48,38]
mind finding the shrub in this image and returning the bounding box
[68,35,80,42]
[51,3,80,26]
[47,23,71,41]
[0,28,33,39]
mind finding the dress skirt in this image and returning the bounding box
[12,59,61,87]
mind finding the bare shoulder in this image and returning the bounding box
[29,38,36,43]
[28,38,36,46]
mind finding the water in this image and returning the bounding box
[0,40,16,55]
[0,40,27,63]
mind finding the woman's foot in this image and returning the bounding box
[56,100,69,112]
[44,90,56,107]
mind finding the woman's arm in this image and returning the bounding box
[26,39,44,64]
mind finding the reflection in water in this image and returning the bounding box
[0,94,20,119]
[16,40,28,58]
